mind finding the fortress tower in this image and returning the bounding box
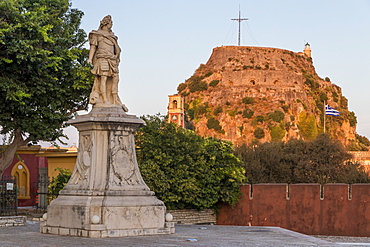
[167,94,184,128]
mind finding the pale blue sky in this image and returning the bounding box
[61,0,370,146]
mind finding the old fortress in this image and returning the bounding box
[168,44,370,169]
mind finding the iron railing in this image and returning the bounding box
[33,174,51,211]
[0,176,18,216]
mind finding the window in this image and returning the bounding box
[172,100,178,109]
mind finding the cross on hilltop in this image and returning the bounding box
[231,9,248,46]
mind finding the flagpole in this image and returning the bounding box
[323,101,326,133]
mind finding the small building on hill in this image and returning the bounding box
[349,151,370,172]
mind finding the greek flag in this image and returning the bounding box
[325,104,340,116]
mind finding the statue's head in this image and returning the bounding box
[99,15,113,30]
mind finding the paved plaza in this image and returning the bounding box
[2,221,370,246]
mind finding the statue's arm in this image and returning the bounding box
[87,45,96,65]
[87,32,98,65]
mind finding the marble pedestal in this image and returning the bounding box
[40,106,175,238]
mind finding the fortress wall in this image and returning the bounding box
[217,183,370,236]
[220,70,305,88]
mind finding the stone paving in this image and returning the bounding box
[1,221,369,247]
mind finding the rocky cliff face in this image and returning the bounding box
[177,46,358,147]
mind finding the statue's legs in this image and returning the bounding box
[112,74,119,104]
[100,76,108,104]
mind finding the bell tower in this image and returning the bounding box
[167,94,184,128]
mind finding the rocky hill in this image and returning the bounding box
[177,46,364,148]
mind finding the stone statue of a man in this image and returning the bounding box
[88,15,128,111]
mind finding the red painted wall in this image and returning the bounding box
[3,154,48,207]
[218,183,370,237]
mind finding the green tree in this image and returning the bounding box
[298,112,318,140]
[135,115,246,210]
[235,142,290,184]
[235,134,370,185]
[0,0,92,175]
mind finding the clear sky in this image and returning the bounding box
[60,0,370,146]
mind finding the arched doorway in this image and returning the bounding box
[11,162,31,199]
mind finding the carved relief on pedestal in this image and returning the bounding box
[69,133,93,185]
[110,131,146,187]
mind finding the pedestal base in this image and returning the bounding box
[40,106,175,237]
[41,192,175,238]
[40,222,175,238]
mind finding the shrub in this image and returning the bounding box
[187,75,208,93]
[357,134,370,146]
[189,80,208,93]
[197,104,208,115]
[340,96,348,108]
[242,108,254,118]
[303,73,319,89]
[282,105,289,113]
[319,92,328,102]
[187,109,195,120]
[256,115,264,123]
[242,97,254,104]
[207,117,222,132]
[210,80,220,87]
[268,110,285,122]
[270,125,286,142]
[177,83,187,92]
[332,91,339,102]
[213,106,223,116]
[348,111,357,127]
[48,168,72,201]
[228,109,238,117]
[254,128,265,139]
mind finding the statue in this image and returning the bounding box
[41,14,174,238]
[88,15,128,111]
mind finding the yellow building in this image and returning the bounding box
[1,145,77,207]
[348,151,370,172]
[36,145,77,178]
